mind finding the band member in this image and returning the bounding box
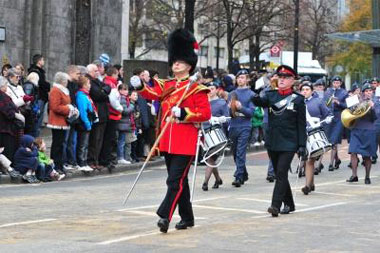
[201,81,229,191]
[371,77,379,90]
[347,84,377,184]
[252,65,307,217]
[313,78,326,99]
[131,29,211,233]
[228,69,255,187]
[324,76,347,171]
[300,82,332,194]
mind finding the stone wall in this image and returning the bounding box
[0,0,123,81]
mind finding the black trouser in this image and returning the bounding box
[99,120,118,167]
[51,129,67,171]
[267,150,295,209]
[76,130,90,167]
[0,133,17,163]
[157,153,194,222]
[88,122,106,166]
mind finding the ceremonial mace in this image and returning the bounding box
[123,71,201,206]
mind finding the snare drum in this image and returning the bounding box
[306,127,332,158]
[201,125,228,161]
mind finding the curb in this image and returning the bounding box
[0,145,266,185]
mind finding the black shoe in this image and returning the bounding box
[175,220,194,230]
[346,176,358,182]
[310,185,315,191]
[157,218,169,233]
[318,164,324,171]
[8,170,21,178]
[267,206,280,217]
[280,205,295,214]
[348,162,352,168]
[266,175,275,183]
[202,183,208,191]
[232,179,242,187]
[334,159,341,169]
[371,158,377,164]
[328,165,334,171]
[212,179,223,189]
[243,174,249,182]
[301,186,311,195]
[314,169,319,175]
[365,177,371,184]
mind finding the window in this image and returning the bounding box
[214,47,225,58]
[200,46,208,57]
[234,49,240,58]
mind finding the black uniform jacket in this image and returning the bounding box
[252,90,307,152]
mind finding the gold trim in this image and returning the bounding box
[183,107,201,122]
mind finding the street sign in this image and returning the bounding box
[270,45,280,57]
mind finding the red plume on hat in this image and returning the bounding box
[168,28,198,73]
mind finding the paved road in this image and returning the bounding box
[1,144,380,252]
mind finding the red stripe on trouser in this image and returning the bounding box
[168,156,194,221]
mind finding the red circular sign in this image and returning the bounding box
[270,46,280,54]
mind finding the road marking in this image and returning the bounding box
[336,183,380,189]
[117,196,229,212]
[97,226,201,245]
[0,218,57,228]
[237,197,309,207]
[192,204,266,214]
[123,210,207,220]
[247,151,268,157]
[350,231,380,237]
[312,191,355,197]
[295,202,347,213]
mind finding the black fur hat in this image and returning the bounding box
[168,28,198,73]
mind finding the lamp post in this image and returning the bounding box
[293,0,300,74]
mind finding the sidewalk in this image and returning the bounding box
[0,127,265,184]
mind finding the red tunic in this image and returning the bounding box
[139,77,211,155]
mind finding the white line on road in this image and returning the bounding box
[312,191,355,197]
[336,183,380,189]
[117,196,230,212]
[97,226,201,245]
[0,218,57,228]
[295,202,347,213]
[237,197,309,207]
[123,210,207,220]
[192,204,266,214]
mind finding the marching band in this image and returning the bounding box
[128,28,380,233]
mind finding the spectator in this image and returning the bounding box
[100,67,123,172]
[28,54,51,137]
[87,64,110,170]
[130,90,141,163]
[117,84,134,164]
[93,60,106,82]
[113,64,124,83]
[13,135,39,183]
[47,72,78,174]
[34,137,65,182]
[76,76,98,172]
[22,72,40,137]
[77,65,88,76]
[250,106,264,146]
[14,63,26,85]
[0,76,24,163]
[1,64,12,77]
[0,147,21,177]
[65,65,81,170]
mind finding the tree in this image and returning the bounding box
[300,0,339,63]
[328,0,372,77]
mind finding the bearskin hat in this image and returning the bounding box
[168,28,199,73]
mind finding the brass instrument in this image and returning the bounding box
[270,78,278,90]
[341,100,371,128]
[326,95,335,107]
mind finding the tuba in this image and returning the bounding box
[341,100,371,128]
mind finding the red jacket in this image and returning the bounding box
[139,77,211,155]
[103,76,122,121]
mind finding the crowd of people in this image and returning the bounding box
[1,52,380,191]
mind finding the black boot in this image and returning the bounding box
[280,205,295,214]
[328,164,334,171]
[267,206,280,217]
[175,220,194,230]
[157,218,169,233]
[202,182,208,191]
[334,159,341,169]
[212,179,223,189]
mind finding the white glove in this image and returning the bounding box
[130,75,142,89]
[209,116,220,125]
[218,116,227,123]
[151,103,157,116]
[325,116,333,124]
[171,106,181,118]
[15,112,25,123]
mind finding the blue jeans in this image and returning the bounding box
[230,126,251,180]
[117,131,127,160]
[65,128,77,165]
[35,99,46,137]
